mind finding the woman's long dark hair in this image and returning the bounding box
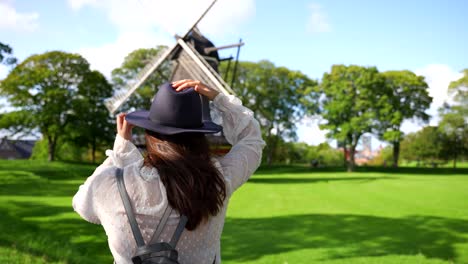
[144,130,226,230]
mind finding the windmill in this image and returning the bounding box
[104,0,243,153]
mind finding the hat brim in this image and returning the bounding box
[125,111,222,135]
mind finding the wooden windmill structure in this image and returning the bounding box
[104,0,243,154]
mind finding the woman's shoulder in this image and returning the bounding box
[86,165,119,193]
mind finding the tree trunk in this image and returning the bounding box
[267,137,277,167]
[347,146,355,172]
[343,146,348,168]
[392,141,400,168]
[47,136,57,162]
[346,135,359,172]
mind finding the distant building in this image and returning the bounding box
[338,136,383,165]
[0,137,37,159]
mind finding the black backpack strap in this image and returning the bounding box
[169,214,188,248]
[150,204,172,242]
[115,167,146,247]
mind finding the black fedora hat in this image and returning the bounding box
[125,82,222,135]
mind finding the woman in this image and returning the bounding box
[72,79,265,263]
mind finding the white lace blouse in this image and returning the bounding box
[72,93,265,264]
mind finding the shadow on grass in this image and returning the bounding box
[0,201,112,264]
[221,214,467,263]
[0,170,83,196]
[248,176,395,184]
[0,160,96,180]
[0,161,96,196]
[255,164,468,176]
[17,166,95,180]
[0,178,80,196]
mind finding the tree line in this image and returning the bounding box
[0,43,466,170]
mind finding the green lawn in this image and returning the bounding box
[0,161,467,264]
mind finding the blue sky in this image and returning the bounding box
[1,0,467,147]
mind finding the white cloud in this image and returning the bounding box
[414,64,463,125]
[0,0,39,31]
[70,0,255,78]
[67,0,255,36]
[0,64,9,80]
[306,3,331,33]
[78,31,173,78]
[398,64,462,135]
[68,0,98,10]
[296,116,329,146]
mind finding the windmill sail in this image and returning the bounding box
[174,38,234,95]
[104,0,236,114]
[104,45,175,114]
[103,0,241,154]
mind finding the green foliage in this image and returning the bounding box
[31,139,92,162]
[111,46,171,111]
[430,69,468,168]
[376,70,432,167]
[378,70,431,141]
[269,140,343,167]
[0,42,17,65]
[319,65,385,171]
[68,70,114,163]
[367,145,393,166]
[0,110,35,137]
[0,51,113,162]
[30,139,48,160]
[448,69,468,110]
[437,107,468,167]
[304,142,344,167]
[400,126,445,165]
[223,60,319,165]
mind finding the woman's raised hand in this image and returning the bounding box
[171,79,220,101]
[117,113,134,141]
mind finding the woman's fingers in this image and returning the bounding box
[122,120,134,132]
[171,79,189,86]
[116,113,124,132]
[172,79,207,95]
[116,113,133,140]
[171,79,219,100]
[173,80,200,91]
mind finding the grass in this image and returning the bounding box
[0,160,467,263]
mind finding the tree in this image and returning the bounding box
[438,110,467,168]
[111,46,171,111]
[432,69,468,168]
[367,145,393,166]
[0,51,95,161]
[377,70,432,167]
[68,70,114,163]
[400,126,444,166]
[448,69,468,114]
[0,42,17,65]
[319,65,385,172]
[225,60,319,166]
[313,142,344,167]
[400,132,419,163]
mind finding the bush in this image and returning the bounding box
[30,138,105,163]
[367,145,393,166]
[305,143,343,167]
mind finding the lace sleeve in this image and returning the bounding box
[212,93,265,195]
